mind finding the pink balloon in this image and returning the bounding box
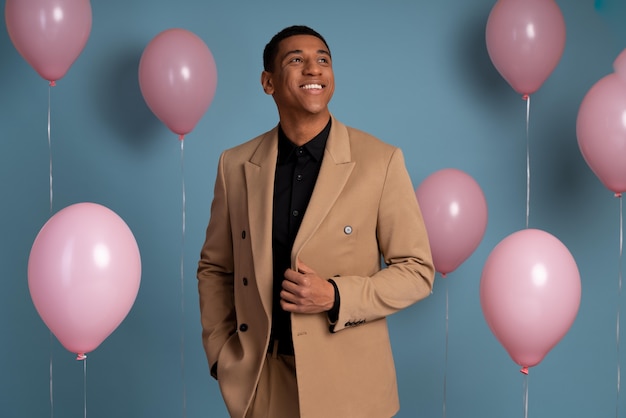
[28,203,141,357]
[480,229,581,371]
[5,0,92,83]
[577,49,626,194]
[485,0,566,96]
[139,29,218,138]
[613,48,626,79]
[415,169,488,276]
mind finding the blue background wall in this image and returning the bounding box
[1,1,624,417]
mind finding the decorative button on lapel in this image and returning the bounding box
[344,226,352,235]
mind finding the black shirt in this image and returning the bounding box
[271,118,331,350]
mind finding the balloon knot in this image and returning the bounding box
[441,272,447,278]
[520,366,528,375]
[49,80,56,87]
[76,353,87,361]
[615,193,622,198]
[178,134,185,141]
[521,94,529,101]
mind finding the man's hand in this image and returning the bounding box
[281,260,335,314]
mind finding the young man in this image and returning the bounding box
[197,25,435,418]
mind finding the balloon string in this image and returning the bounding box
[522,373,529,418]
[48,84,54,213]
[82,356,87,418]
[442,279,449,418]
[49,333,54,418]
[48,82,55,418]
[180,139,187,418]
[617,193,623,418]
[523,94,531,229]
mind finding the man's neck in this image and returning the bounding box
[278,112,331,146]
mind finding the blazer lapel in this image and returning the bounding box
[292,118,355,267]
[245,128,278,317]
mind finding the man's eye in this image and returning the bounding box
[290,57,302,63]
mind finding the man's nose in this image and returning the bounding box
[303,59,322,75]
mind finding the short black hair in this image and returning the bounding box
[263,25,331,72]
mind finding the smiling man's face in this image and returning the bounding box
[261,34,335,122]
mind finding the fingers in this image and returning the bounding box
[283,267,300,284]
[284,262,313,287]
[279,282,302,313]
[281,266,310,313]
[280,262,334,314]
[281,269,308,300]
[280,269,301,308]
[281,277,299,295]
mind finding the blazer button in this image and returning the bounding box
[239,323,248,332]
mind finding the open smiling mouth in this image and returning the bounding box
[301,83,324,90]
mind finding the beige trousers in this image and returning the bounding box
[246,347,300,418]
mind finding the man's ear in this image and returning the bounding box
[261,71,274,95]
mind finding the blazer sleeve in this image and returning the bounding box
[197,151,236,377]
[330,148,435,333]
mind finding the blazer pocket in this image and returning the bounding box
[216,332,243,379]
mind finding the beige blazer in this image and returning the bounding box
[197,117,435,418]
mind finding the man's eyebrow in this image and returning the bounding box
[281,49,303,60]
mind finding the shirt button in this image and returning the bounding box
[296,174,303,181]
[292,210,299,217]
[297,148,304,156]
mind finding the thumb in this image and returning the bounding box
[296,260,314,274]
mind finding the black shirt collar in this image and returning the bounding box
[277,118,331,164]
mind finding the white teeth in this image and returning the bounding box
[302,84,322,90]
